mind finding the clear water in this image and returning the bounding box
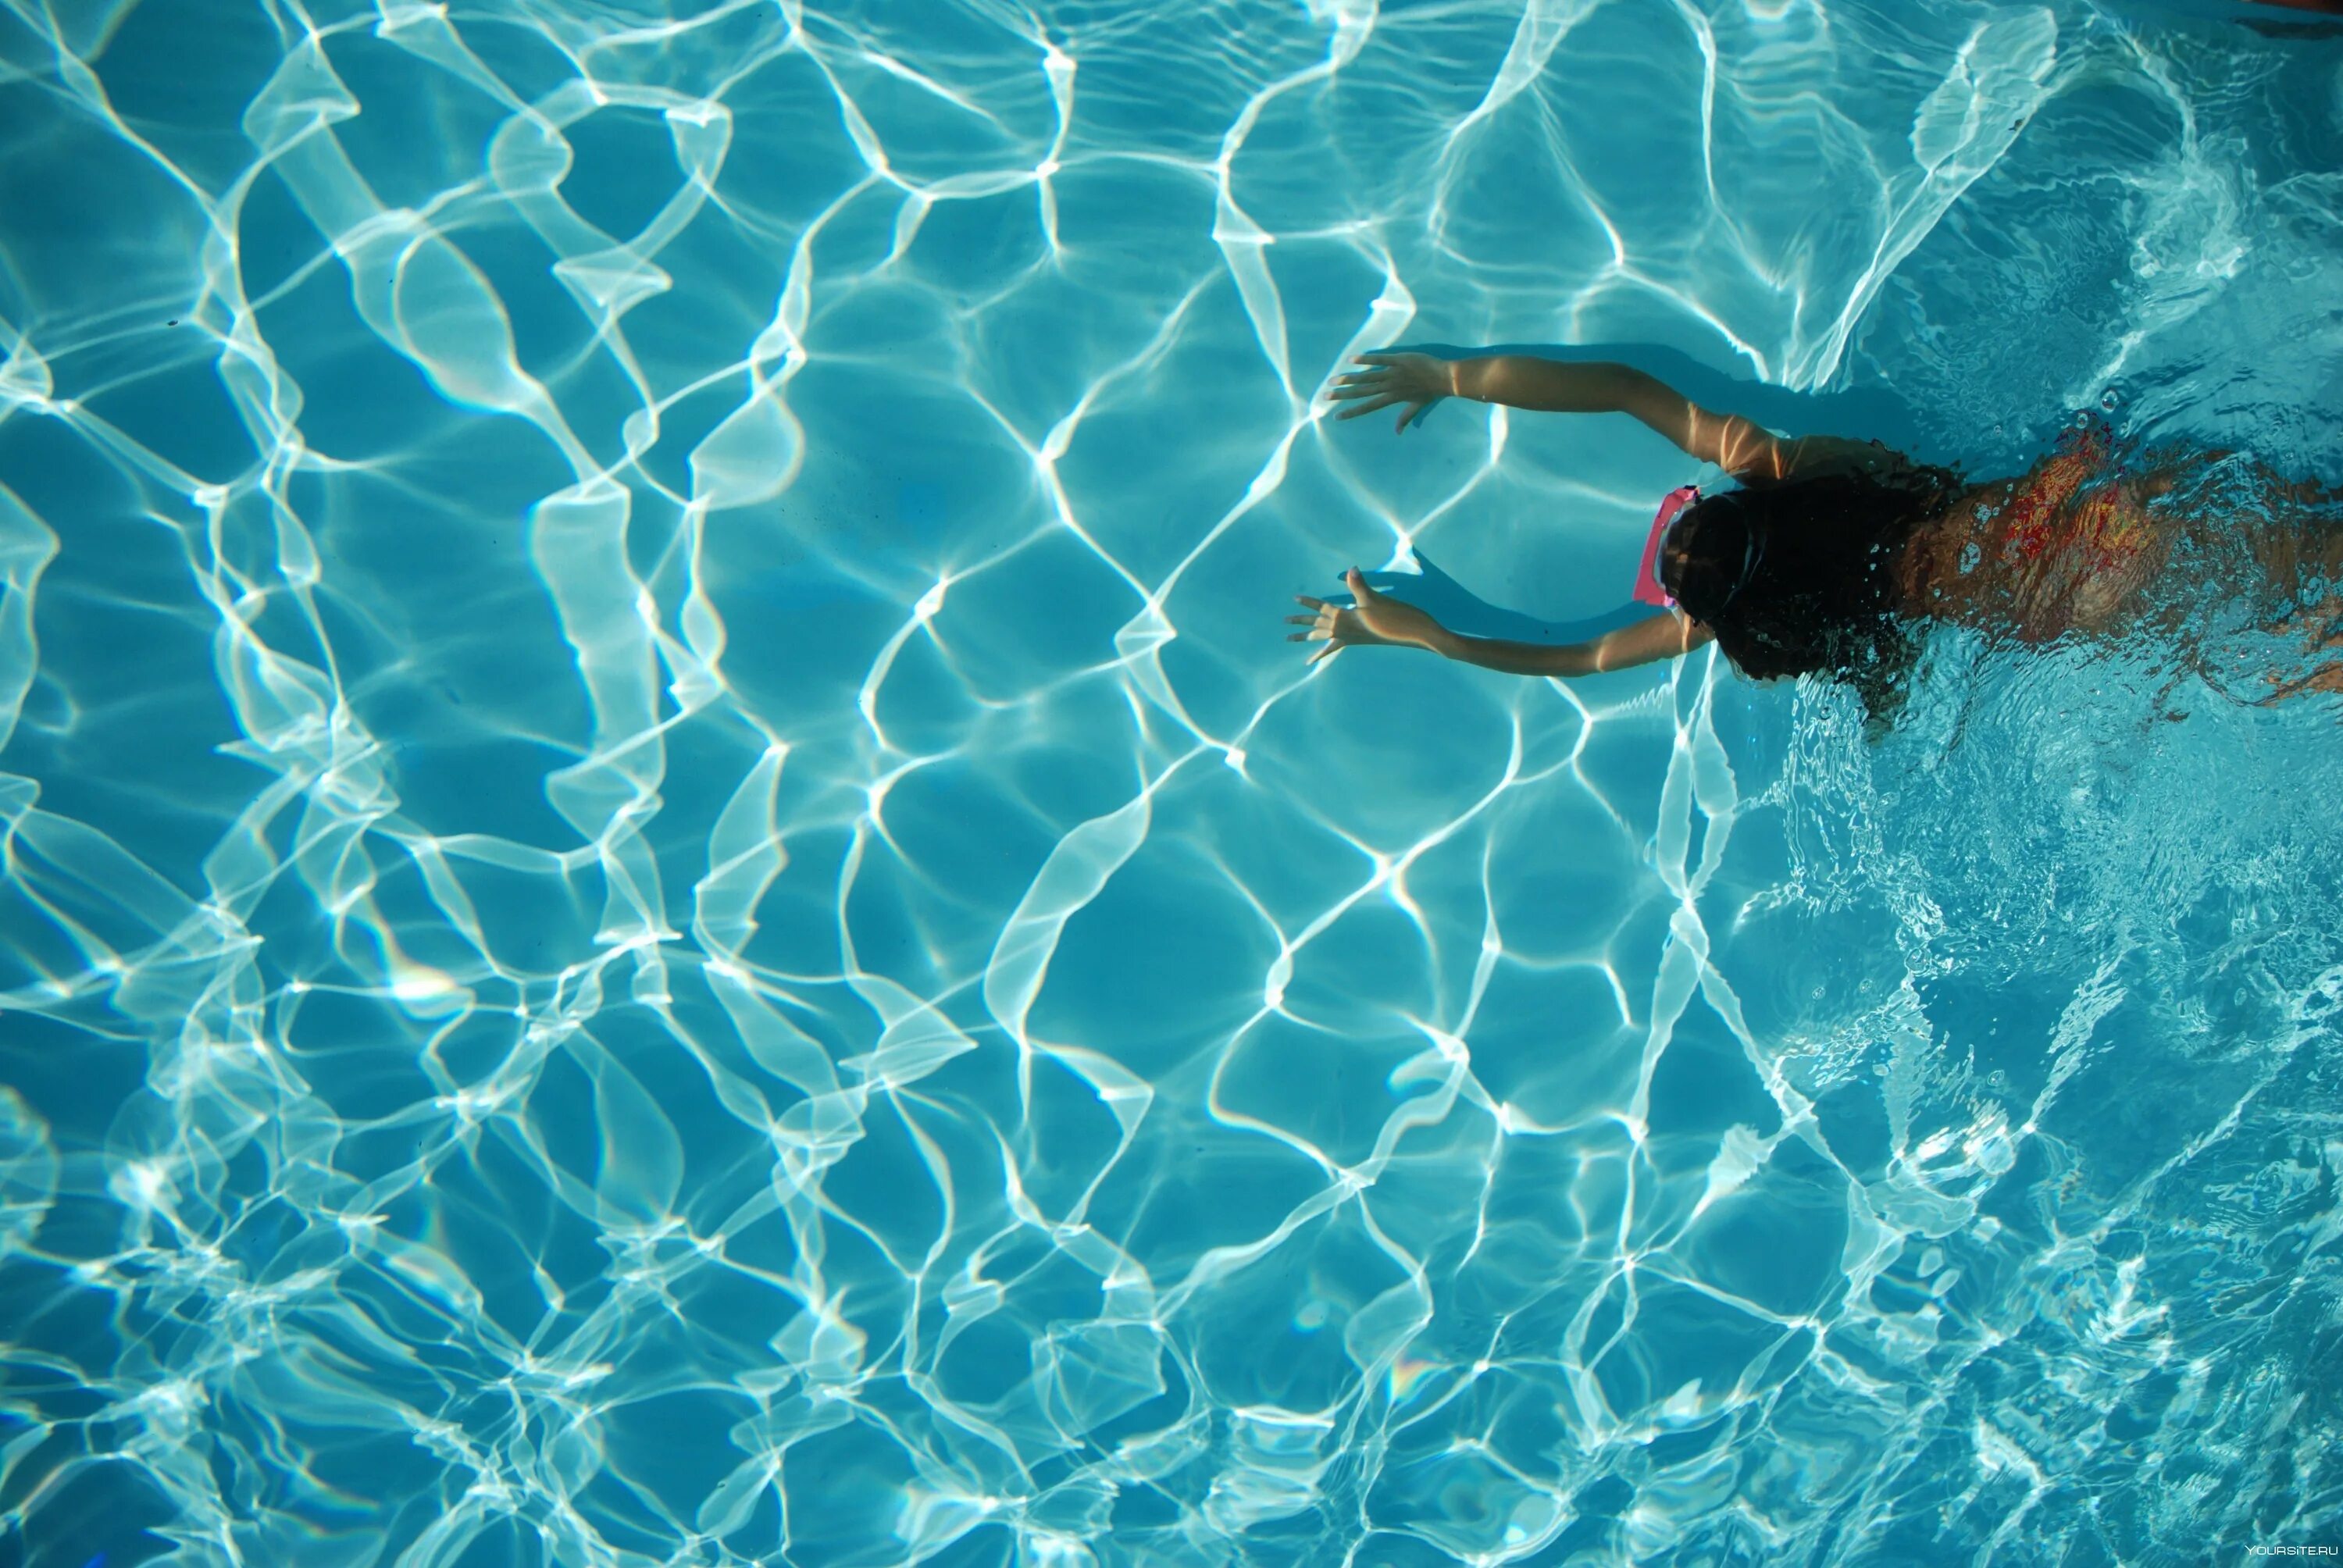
[1,2,2339,1565]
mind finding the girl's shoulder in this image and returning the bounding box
[1742,435,1917,486]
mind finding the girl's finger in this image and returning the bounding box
[1353,352,1393,365]
[1286,614,1319,626]
[1294,596,1325,609]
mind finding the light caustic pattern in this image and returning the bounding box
[1,0,2341,1564]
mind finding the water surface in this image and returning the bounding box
[0,1,2339,1563]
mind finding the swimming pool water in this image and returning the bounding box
[0,1,2338,1564]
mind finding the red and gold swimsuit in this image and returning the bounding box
[1945,417,2167,639]
[1999,418,2154,576]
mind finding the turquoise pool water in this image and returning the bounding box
[2,1,2340,1563]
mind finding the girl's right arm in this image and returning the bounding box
[1328,352,1896,483]
[1458,358,1787,476]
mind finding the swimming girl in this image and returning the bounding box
[1291,353,2342,710]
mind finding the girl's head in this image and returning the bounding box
[1658,462,1962,715]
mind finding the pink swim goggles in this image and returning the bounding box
[1632,485,1700,608]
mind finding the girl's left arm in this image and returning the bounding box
[1436,608,1714,677]
[1290,570,1710,677]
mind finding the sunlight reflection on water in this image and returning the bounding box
[0,2,2338,1565]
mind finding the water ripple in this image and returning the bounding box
[0,2,2338,1565]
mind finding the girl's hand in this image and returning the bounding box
[1286,568,1449,665]
[1325,352,1457,433]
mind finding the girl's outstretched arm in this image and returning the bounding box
[1289,569,1710,676]
[1439,605,1714,675]
[1326,352,1900,483]
[1328,352,1785,474]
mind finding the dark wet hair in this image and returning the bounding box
[1660,462,1963,717]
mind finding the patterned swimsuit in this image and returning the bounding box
[1977,418,2164,637]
